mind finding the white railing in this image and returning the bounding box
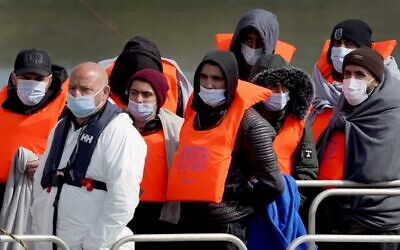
[0,234,69,250]
[287,234,400,250]
[110,233,247,250]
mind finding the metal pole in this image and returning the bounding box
[287,234,400,250]
[296,180,400,188]
[110,233,248,250]
[0,235,69,250]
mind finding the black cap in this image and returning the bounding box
[14,49,52,76]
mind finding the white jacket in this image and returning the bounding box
[31,111,147,250]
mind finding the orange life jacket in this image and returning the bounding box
[273,115,305,175]
[167,81,270,203]
[106,59,179,113]
[0,83,68,183]
[312,108,334,144]
[318,131,345,180]
[140,130,168,201]
[214,33,296,63]
[316,39,397,84]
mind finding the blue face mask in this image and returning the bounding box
[67,88,103,118]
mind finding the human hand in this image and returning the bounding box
[25,159,39,180]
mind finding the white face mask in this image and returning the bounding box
[331,47,355,73]
[241,43,263,66]
[342,78,374,106]
[128,100,156,122]
[198,86,226,107]
[16,79,47,106]
[67,88,103,118]
[263,92,290,111]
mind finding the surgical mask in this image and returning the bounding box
[128,100,156,122]
[241,43,263,66]
[263,92,290,111]
[342,78,374,106]
[198,86,226,107]
[331,47,355,73]
[16,79,47,106]
[67,88,103,118]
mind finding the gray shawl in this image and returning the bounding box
[317,70,400,229]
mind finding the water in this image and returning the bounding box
[0,0,399,85]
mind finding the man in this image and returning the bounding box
[31,62,147,250]
[126,69,183,250]
[99,36,193,117]
[317,47,400,250]
[310,19,400,142]
[0,48,68,209]
[167,51,283,250]
[227,9,295,80]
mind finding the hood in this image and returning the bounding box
[109,36,163,104]
[2,64,68,115]
[229,9,279,79]
[251,66,314,119]
[192,50,238,112]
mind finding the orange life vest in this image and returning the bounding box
[318,131,345,180]
[140,130,168,201]
[0,82,68,183]
[273,115,305,175]
[316,39,397,84]
[214,33,296,63]
[312,108,334,144]
[106,59,179,113]
[167,81,270,203]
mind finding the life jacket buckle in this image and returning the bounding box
[81,178,93,192]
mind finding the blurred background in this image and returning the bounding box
[0,0,399,85]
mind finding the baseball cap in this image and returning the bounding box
[14,49,52,76]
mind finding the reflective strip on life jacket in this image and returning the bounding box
[167,80,271,203]
[273,115,305,175]
[318,131,345,180]
[214,33,296,63]
[316,39,397,83]
[140,130,168,201]
[106,59,179,114]
[0,82,68,183]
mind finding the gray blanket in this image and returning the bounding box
[0,147,37,250]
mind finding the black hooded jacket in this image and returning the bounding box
[181,51,283,223]
[2,64,68,115]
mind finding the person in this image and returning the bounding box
[31,62,147,250]
[218,9,296,80]
[125,69,183,250]
[249,54,318,223]
[99,36,193,117]
[316,47,400,250]
[309,19,400,142]
[0,48,68,210]
[166,50,284,250]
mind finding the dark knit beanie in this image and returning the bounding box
[128,69,169,107]
[327,19,372,64]
[343,46,384,82]
[249,54,288,81]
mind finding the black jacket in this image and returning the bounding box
[181,51,283,223]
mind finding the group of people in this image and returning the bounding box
[0,8,400,250]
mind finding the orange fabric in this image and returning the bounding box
[140,130,168,202]
[316,39,397,84]
[167,81,271,203]
[312,108,334,144]
[273,115,305,175]
[214,33,296,63]
[0,82,68,183]
[106,59,179,113]
[318,131,345,180]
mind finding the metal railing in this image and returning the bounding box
[0,235,69,250]
[296,179,400,188]
[110,233,248,250]
[287,234,400,250]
